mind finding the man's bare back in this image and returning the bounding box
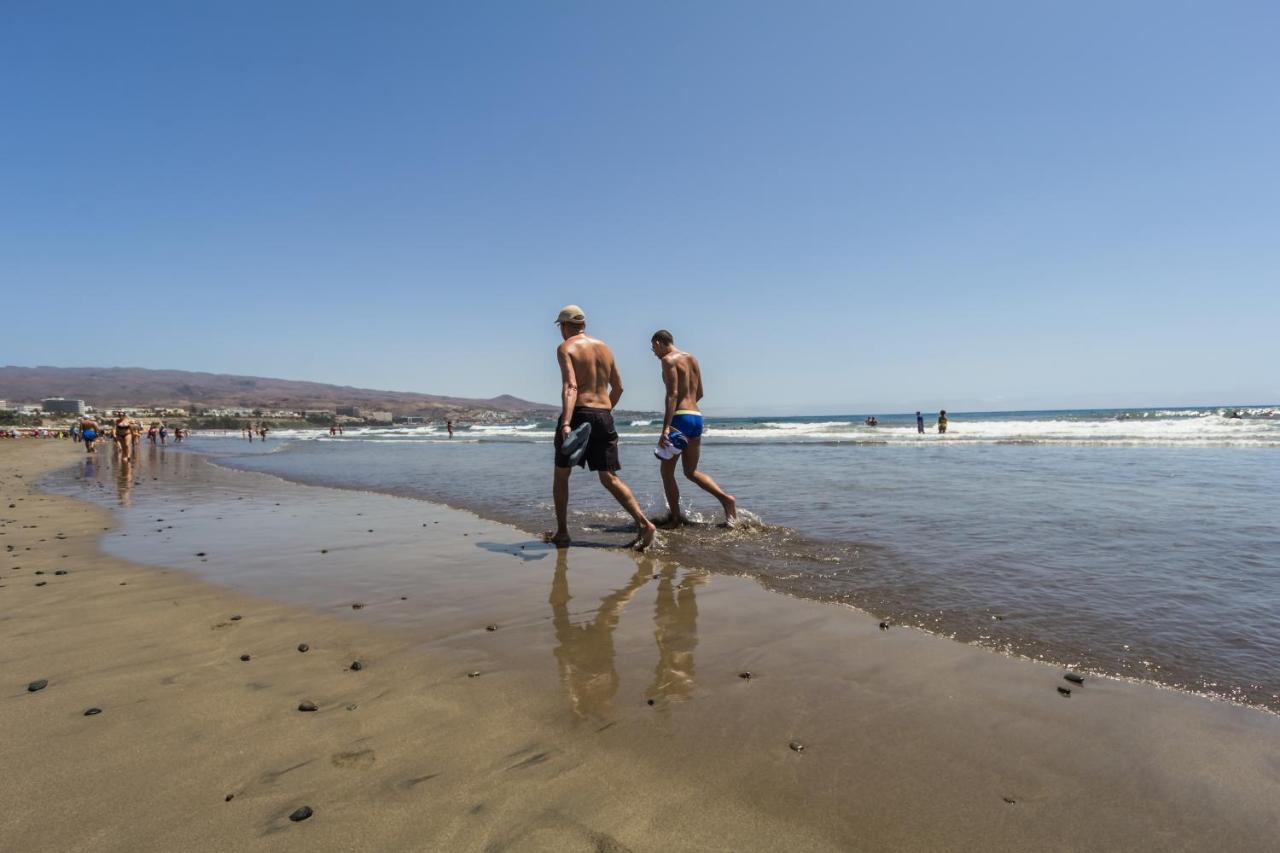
[659,350,703,412]
[557,334,621,410]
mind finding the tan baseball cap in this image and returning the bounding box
[554,304,586,324]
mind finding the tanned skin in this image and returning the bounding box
[652,338,737,525]
[545,322,657,550]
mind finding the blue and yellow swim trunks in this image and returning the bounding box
[669,410,704,441]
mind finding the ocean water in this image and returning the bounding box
[131,408,1280,711]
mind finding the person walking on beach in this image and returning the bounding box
[80,417,99,454]
[446,420,454,438]
[916,411,925,434]
[545,304,656,551]
[113,413,136,462]
[937,410,948,434]
[650,330,737,526]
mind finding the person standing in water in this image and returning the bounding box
[446,419,454,438]
[937,410,948,434]
[916,411,925,434]
[650,330,737,526]
[545,304,656,551]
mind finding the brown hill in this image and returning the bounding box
[0,366,556,419]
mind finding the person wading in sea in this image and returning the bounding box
[650,329,737,526]
[544,304,656,551]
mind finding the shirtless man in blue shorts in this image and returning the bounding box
[651,330,737,526]
[544,305,657,551]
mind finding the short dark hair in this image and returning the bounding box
[651,329,674,346]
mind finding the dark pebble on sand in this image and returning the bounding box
[485,624,497,632]
[28,679,48,692]
[646,699,655,706]
[738,671,753,679]
[35,581,46,586]
[789,741,805,752]
[84,707,102,716]
[346,703,357,711]
[54,570,67,575]
[400,596,407,600]
[225,794,234,802]
[368,529,373,533]
[230,614,242,621]
[320,549,328,554]
[350,661,363,671]
[878,621,889,630]
[195,552,206,557]
[240,654,251,662]
[288,806,313,822]
[34,570,44,575]
[1064,672,1085,684]
[468,671,481,678]
[1057,686,1072,697]
[1003,796,1017,804]
[297,643,309,653]
[298,701,318,712]
[352,603,364,610]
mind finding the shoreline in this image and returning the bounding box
[4,441,1279,851]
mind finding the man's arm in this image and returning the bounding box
[660,357,678,444]
[557,345,577,433]
[608,357,624,409]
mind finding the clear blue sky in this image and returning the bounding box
[4,2,1277,414]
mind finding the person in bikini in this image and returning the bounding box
[113,412,136,462]
[650,330,737,526]
[544,304,656,551]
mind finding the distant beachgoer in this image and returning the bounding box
[147,423,158,445]
[544,304,656,551]
[650,329,736,526]
[258,426,268,442]
[937,410,948,434]
[114,413,136,461]
[447,420,454,438]
[916,411,925,433]
[865,416,878,427]
[80,417,99,453]
[159,424,168,445]
[330,424,337,436]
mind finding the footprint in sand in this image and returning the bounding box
[331,749,376,769]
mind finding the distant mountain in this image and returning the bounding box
[0,366,557,418]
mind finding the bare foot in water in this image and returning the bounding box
[720,495,738,525]
[632,523,657,552]
[652,513,687,530]
[542,531,572,548]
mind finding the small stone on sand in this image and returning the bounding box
[320,549,328,554]
[789,741,805,752]
[350,661,363,671]
[297,643,309,653]
[230,614,242,621]
[738,671,753,679]
[346,703,357,711]
[28,679,48,692]
[878,621,889,630]
[195,552,206,557]
[1064,672,1085,684]
[1058,686,1072,696]
[1003,796,1016,804]
[288,805,313,822]
[646,699,655,706]
[351,603,363,610]
[240,654,251,662]
[84,707,102,716]
[467,671,481,678]
[35,581,46,586]
[54,570,67,575]
[485,624,497,632]
[225,794,234,802]
[298,701,318,712]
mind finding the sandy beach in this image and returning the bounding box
[2,441,1277,852]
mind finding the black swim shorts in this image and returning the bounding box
[554,407,621,472]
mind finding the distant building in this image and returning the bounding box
[302,410,336,419]
[336,405,362,417]
[42,398,86,415]
[364,411,394,423]
[0,400,9,411]
[396,416,426,425]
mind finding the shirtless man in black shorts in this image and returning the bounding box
[544,305,656,551]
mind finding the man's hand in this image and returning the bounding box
[657,431,671,448]
[562,423,572,436]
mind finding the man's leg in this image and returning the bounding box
[680,439,737,523]
[597,471,657,550]
[543,466,573,547]
[658,455,685,527]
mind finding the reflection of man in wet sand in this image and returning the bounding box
[650,330,737,526]
[645,560,705,704]
[114,456,134,507]
[548,549,651,719]
[545,305,657,550]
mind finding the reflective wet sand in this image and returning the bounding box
[8,442,1280,852]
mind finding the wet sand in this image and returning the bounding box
[2,441,1278,852]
